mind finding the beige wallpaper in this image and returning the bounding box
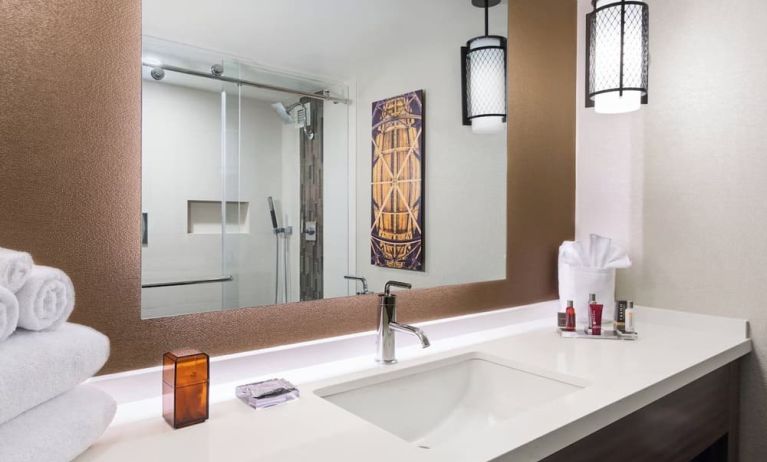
[0,0,576,373]
[575,0,767,458]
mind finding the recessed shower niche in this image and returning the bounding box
[187,201,250,235]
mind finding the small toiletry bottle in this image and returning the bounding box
[590,304,604,335]
[588,294,605,335]
[625,301,636,333]
[565,300,576,331]
[614,300,628,331]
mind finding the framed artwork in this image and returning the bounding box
[370,90,425,271]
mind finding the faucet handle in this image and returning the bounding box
[384,280,412,296]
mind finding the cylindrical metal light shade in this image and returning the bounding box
[588,0,649,114]
[462,35,507,134]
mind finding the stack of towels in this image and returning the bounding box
[0,247,115,462]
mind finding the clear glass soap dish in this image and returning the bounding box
[236,378,300,409]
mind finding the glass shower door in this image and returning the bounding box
[141,55,240,318]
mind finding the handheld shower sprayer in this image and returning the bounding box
[267,196,291,304]
[266,196,291,236]
[267,196,279,231]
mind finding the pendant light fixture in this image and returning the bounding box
[586,0,649,114]
[461,0,507,134]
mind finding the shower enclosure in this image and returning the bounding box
[140,38,352,319]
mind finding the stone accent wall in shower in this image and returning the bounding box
[299,98,323,300]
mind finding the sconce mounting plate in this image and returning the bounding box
[471,0,501,7]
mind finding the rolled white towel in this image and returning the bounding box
[0,286,20,342]
[0,247,33,292]
[0,384,116,462]
[0,323,110,425]
[15,265,75,331]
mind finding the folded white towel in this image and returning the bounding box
[0,248,33,293]
[0,286,19,342]
[15,265,75,331]
[0,384,116,462]
[0,323,109,425]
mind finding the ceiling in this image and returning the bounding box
[142,0,508,82]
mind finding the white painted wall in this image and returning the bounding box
[352,5,508,293]
[323,101,351,296]
[576,0,767,457]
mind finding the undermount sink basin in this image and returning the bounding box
[316,353,584,449]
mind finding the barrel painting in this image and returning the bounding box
[371,90,425,271]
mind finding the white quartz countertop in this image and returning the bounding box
[80,301,750,461]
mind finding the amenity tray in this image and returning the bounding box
[557,327,638,341]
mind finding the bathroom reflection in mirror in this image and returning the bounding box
[140,0,508,319]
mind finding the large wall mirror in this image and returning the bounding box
[141,0,508,319]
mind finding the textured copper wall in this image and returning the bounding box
[0,0,575,373]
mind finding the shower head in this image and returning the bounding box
[271,102,295,125]
[271,102,309,124]
[272,101,314,139]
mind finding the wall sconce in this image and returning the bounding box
[461,0,507,134]
[586,0,649,114]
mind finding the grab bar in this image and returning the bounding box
[142,275,234,289]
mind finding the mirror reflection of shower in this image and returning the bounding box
[140,37,352,318]
[267,196,292,304]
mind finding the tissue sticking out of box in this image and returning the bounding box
[559,234,631,269]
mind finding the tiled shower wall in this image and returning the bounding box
[299,98,324,300]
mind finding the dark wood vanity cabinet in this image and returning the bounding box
[542,361,741,462]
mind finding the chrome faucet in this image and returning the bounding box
[376,281,430,364]
[344,275,369,295]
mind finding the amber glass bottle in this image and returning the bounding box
[162,349,209,428]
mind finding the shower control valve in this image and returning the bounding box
[304,221,317,241]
